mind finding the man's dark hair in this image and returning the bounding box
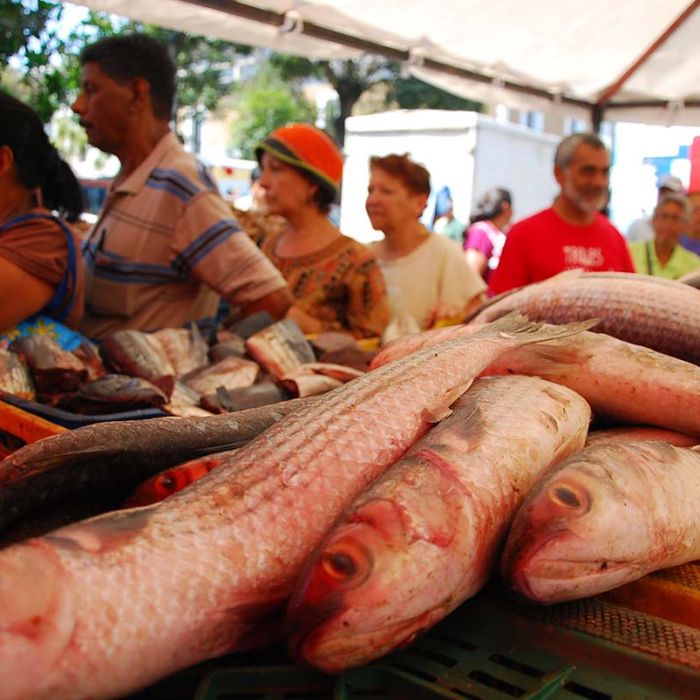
[80,34,176,120]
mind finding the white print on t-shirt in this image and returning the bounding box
[562,246,605,268]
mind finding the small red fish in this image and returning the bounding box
[123,455,224,507]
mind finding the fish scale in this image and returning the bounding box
[0,314,588,700]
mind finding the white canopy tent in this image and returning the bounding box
[69,0,700,128]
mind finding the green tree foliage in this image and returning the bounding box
[133,26,251,117]
[387,76,482,112]
[229,65,316,158]
[1,1,251,126]
[270,54,481,145]
[270,54,394,145]
[1,0,70,120]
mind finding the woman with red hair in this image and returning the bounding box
[366,153,486,330]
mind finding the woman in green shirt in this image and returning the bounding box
[628,193,700,280]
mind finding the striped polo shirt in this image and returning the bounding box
[80,133,287,339]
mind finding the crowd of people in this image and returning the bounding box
[2,32,699,348]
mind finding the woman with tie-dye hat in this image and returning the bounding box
[255,123,389,339]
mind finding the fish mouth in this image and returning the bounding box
[512,557,634,603]
[286,591,344,663]
[290,606,450,673]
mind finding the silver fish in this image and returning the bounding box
[372,323,700,438]
[469,270,700,365]
[286,376,590,672]
[501,441,700,604]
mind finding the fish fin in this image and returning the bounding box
[496,341,594,378]
[485,313,599,345]
[45,505,157,554]
[422,379,473,423]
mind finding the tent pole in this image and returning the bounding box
[595,0,700,105]
[591,104,604,134]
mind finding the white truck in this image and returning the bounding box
[339,109,560,243]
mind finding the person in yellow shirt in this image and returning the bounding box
[628,193,700,280]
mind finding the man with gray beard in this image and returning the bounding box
[489,132,634,295]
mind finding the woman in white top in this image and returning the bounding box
[366,153,486,330]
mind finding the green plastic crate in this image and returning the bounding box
[153,590,700,700]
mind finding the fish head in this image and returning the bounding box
[0,540,76,697]
[287,498,450,673]
[502,457,653,604]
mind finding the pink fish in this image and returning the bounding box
[371,323,700,438]
[122,454,224,507]
[286,376,590,672]
[501,441,700,604]
[469,270,700,365]
[0,314,588,699]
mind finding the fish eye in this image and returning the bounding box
[160,475,177,493]
[319,540,371,586]
[322,552,357,580]
[550,485,581,508]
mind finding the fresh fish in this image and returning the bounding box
[0,314,588,699]
[280,363,365,398]
[70,374,168,409]
[468,270,700,365]
[310,332,374,372]
[372,323,700,438]
[164,381,213,417]
[585,426,698,448]
[165,379,202,410]
[286,376,590,673]
[200,383,291,414]
[0,349,35,400]
[153,325,209,377]
[485,330,700,437]
[245,319,316,379]
[123,454,224,507]
[209,333,246,362]
[10,335,88,396]
[0,398,312,529]
[501,441,700,604]
[72,340,107,382]
[101,330,176,398]
[227,310,274,338]
[184,356,259,396]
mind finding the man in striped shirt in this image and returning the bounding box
[72,34,292,340]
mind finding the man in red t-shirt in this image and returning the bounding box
[489,132,634,295]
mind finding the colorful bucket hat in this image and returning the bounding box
[255,123,343,198]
